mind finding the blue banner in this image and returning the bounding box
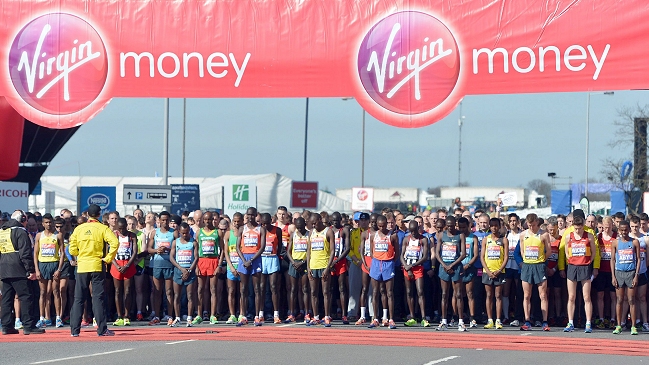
[551,190,572,215]
[77,186,116,218]
[171,184,200,216]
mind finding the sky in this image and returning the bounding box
[45,90,647,193]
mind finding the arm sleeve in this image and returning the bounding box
[103,227,120,264]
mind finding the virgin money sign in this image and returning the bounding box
[0,1,643,128]
[352,188,374,212]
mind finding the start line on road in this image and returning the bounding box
[2,326,648,357]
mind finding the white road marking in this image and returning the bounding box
[166,339,196,345]
[520,333,532,336]
[31,349,133,364]
[475,348,483,351]
[277,323,297,328]
[423,356,460,365]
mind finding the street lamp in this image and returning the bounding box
[548,172,557,189]
[342,98,366,187]
[457,101,465,187]
[585,91,614,197]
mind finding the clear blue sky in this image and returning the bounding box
[45,91,647,192]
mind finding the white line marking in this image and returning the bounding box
[166,339,196,345]
[277,323,296,328]
[475,348,483,351]
[423,356,460,365]
[31,349,133,364]
[520,333,532,336]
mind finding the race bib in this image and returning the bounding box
[571,243,586,257]
[158,241,170,249]
[41,243,56,257]
[230,252,240,265]
[508,245,516,259]
[263,242,275,255]
[294,239,308,252]
[176,249,193,266]
[487,245,501,260]
[243,237,258,247]
[601,245,612,260]
[201,239,216,255]
[117,241,131,257]
[524,245,539,260]
[311,238,324,251]
[375,242,389,252]
[405,245,420,259]
[618,248,634,264]
[442,244,457,261]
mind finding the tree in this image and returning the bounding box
[527,179,552,203]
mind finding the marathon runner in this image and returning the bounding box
[330,212,351,324]
[34,213,64,328]
[285,217,310,323]
[519,214,550,331]
[401,220,430,327]
[110,218,137,326]
[236,207,266,327]
[194,212,223,325]
[224,213,243,324]
[147,211,175,325]
[306,214,336,327]
[170,223,199,327]
[260,213,283,324]
[481,217,509,329]
[436,216,467,331]
[611,220,641,335]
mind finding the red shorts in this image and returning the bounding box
[110,260,136,280]
[331,259,348,276]
[361,256,372,274]
[403,265,424,280]
[197,257,220,276]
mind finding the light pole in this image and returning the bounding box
[585,91,614,197]
[303,97,309,181]
[457,101,465,187]
[182,98,186,185]
[342,97,366,187]
[162,98,169,186]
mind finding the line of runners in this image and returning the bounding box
[2,206,647,335]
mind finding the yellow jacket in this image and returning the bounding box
[349,227,366,262]
[69,219,119,273]
[558,225,600,270]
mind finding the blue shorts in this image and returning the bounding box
[369,258,395,281]
[462,265,476,283]
[261,255,280,275]
[227,269,240,281]
[152,267,174,280]
[237,254,262,275]
[173,267,196,286]
[438,263,463,282]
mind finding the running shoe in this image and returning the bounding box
[254,316,263,326]
[584,323,592,333]
[421,319,430,327]
[283,315,295,324]
[202,312,209,321]
[149,317,160,325]
[534,320,542,327]
[192,316,203,325]
[14,319,23,330]
[563,323,575,332]
[136,313,144,321]
[81,319,90,327]
[296,312,304,322]
[236,316,248,327]
[342,316,349,325]
[495,320,503,330]
[161,315,171,322]
[306,318,321,326]
[44,319,53,326]
[388,319,397,330]
[187,317,193,327]
[436,323,448,331]
[273,316,282,324]
[596,319,606,329]
[612,325,622,334]
[458,323,467,332]
[55,318,63,328]
[113,318,125,326]
[405,318,417,327]
[63,316,70,324]
[98,329,115,337]
[509,319,520,327]
[631,326,638,335]
[304,314,312,325]
[501,318,510,325]
[93,318,98,328]
[542,322,550,332]
[167,317,174,326]
[381,318,389,327]
[324,316,332,327]
[448,318,456,328]
[355,317,366,326]
[35,319,45,329]
[469,319,478,328]
[520,322,532,331]
[210,316,219,325]
[484,320,494,329]
[642,323,649,332]
[367,319,380,329]
[170,318,180,327]
[226,315,237,324]
[124,318,131,326]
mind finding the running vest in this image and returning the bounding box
[598,232,616,273]
[241,225,261,254]
[506,230,521,269]
[363,230,372,257]
[404,236,423,266]
[615,238,636,272]
[175,238,194,269]
[152,228,174,268]
[38,232,59,262]
[263,228,279,256]
[334,227,344,258]
[276,223,290,249]
[639,236,647,275]
[484,234,506,273]
[440,231,461,264]
[522,230,545,264]
[309,227,330,269]
[62,231,71,262]
[546,236,561,270]
[291,230,309,261]
[115,233,134,261]
[462,232,475,265]
[227,229,239,269]
[197,227,219,258]
[566,232,592,266]
[135,230,145,268]
[372,231,394,261]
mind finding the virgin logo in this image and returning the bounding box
[357,11,460,115]
[8,13,108,115]
[357,190,368,201]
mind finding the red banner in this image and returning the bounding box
[0,97,24,180]
[0,0,646,129]
[291,181,318,209]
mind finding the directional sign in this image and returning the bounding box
[123,184,172,205]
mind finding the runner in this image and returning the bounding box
[260,213,283,324]
[459,217,479,328]
[194,211,223,325]
[275,206,294,322]
[224,213,243,324]
[365,215,399,329]
[519,214,550,331]
[481,218,509,329]
[170,222,199,327]
[503,213,522,327]
[146,211,175,325]
[33,213,64,328]
[436,216,467,331]
[611,220,641,335]
[561,215,597,333]
[545,217,564,327]
[306,214,336,327]
[110,218,137,326]
[285,217,310,323]
[629,216,649,331]
[330,212,351,324]
[55,216,74,328]
[236,207,266,327]
[595,216,617,329]
[401,220,430,327]
[351,212,371,325]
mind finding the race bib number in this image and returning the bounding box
[601,245,612,260]
[618,248,634,264]
[508,245,516,259]
[487,246,501,260]
[311,238,324,251]
[201,239,216,255]
[294,239,308,252]
[243,237,258,247]
[117,241,131,257]
[41,243,56,257]
[571,243,586,257]
[524,245,539,260]
[230,252,240,265]
[158,241,170,249]
[442,244,457,261]
[176,249,193,266]
[405,246,420,259]
[263,242,275,255]
[375,242,389,252]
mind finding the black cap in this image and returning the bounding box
[87,204,101,217]
[359,212,370,220]
[573,209,586,219]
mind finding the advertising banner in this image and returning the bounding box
[0,181,29,212]
[171,184,200,216]
[291,181,318,209]
[77,186,115,217]
[351,187,374,212]
[0,1,647,129]
[223,182,256,217]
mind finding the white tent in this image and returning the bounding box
[33,173,351,215]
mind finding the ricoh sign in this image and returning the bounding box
[0,1,646,130]
[0,182,29,212]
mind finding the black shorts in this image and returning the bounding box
[567,264,592,282]
[593,271,615,292]
[638,272,649,287]
[59,261,76,280]
[135,265,145,276]
[547,270,564,288]
[145,267,154,277]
